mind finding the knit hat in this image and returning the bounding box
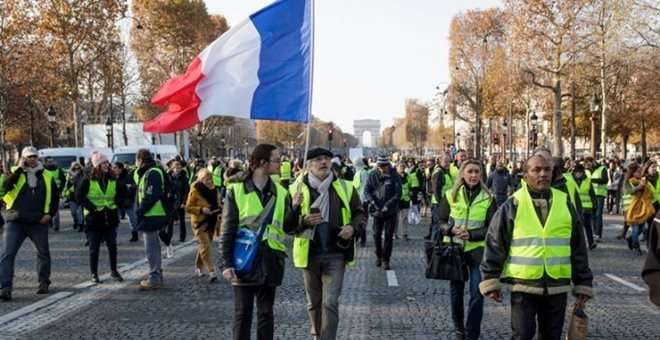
[91,151,109,167]
[21,146,38,158]
[376,156,390,166]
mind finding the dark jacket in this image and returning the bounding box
[64,170,85,202]
[3,165,60,224]
[115,168,136,208]
[364,165,402,216]
[135,161,168,232]
[487,168,512,197]
[479,188,593,297]
[642,211,660,307]
[169,170,190,207]
[434,184,497,263]
[219,177,292,286]
[431,166,449,203]
[284,174,367,263]
[75,173,126,230]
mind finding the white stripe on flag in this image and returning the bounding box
[197,18,261,121]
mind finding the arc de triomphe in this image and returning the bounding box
[353,119,380,147]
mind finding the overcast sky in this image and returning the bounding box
[203,0,502,134]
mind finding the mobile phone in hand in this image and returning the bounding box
[310,207,321,215]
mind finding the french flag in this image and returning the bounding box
[145,0,312,133]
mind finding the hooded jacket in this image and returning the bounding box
[364,165,402,216]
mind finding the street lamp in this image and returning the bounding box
[244,138,249,159]
[46,106,56,147]
[327,124,333,151]
[530,111,539,149]
[590,92,600,158]
[196,130,203,158]
[104,117,113,149]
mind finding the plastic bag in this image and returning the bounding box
[408,205,421,225]
[566,301,588,340]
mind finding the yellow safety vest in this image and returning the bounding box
[137,167,166,217]
[84,179,117,216]
[0,174,5,198]
[280,161,292,181]
[449,163,460,182]
[233,181,287,252]
[587,166,607,197]
[44,168,62,189]
[289,177,353,268]
[562,173,579,208]
[352,168,364,190]
[653,177,660,204]
[432,170,453,204]
[443,186,491,251]
[575,176,593,210]
[3,171,53,213]
[207,165,223,188]
[503,186,572,280]
[408,170,420,189]
[400,173,410,202]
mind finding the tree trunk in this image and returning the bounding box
[553,77,564,157]
[508,105,514,161]
[590,110,597,159]
[600,51,608,159]
[641,120,647,160]
[526,109,530,157]
[623,133,628,160]
[475,98,482,160]
[571,81,576,160]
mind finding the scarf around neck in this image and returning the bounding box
[308,172,333,223]
[25,161,44,188]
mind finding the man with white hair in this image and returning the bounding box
[0,147,60,301]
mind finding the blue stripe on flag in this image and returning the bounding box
[249,0,311,123]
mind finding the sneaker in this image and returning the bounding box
[194,268,204,277]
[91,273,101,284]
[36,282,49,295]
[166,245,174,259]
[139,280,161,291]
[383,261,391,270]
[209,272,218,283]
[0,287,11,301]
[111,271,124,282]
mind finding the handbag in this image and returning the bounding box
[566,300,588,340]
[425,236,468,281]
[233,197,276,274]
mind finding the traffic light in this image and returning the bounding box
[328,129,333,141]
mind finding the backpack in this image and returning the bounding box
[158,166,177,219]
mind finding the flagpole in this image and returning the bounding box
[300,0,315,173]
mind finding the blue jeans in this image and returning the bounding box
[69,201,83,227]
[629,224,642,249]
[0,222,51,289]
[119,205,137,232]
[591,196,605,238]
[450,254,484,340]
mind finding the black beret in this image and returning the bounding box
[306,147,333,161]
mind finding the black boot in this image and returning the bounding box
[129,231,139,242]
[375,258,382,268]
[91,273,101,284]
[111,271,124,282]
[383,261,391,270]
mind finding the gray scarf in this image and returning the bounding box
[24,161,44,188]
[308,172,333,223]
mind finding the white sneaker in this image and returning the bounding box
[194,268,204,277]
[166,245,174,258]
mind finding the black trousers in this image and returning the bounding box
[511,292,567,340]
[87,227,118,275]
[373,214,396,261]
[165,208,186,242]
[233,285,277,340]
[356,202,368,245]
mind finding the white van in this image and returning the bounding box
[38,147,114,170]
[111,145,179,167]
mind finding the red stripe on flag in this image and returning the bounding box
[144,57,205,133]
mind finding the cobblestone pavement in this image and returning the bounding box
[1,211,658,339]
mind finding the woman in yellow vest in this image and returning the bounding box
[76,152,125,284]
[219,144,293,340]
[434,159,496,340]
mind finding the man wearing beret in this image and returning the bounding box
[286,147,367,340]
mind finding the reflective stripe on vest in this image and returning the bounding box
[503,186,572,280]
[576,176,593,210]
[280,161,292,181]
[588,166,607,197]
[2,171,53,213]
[233,181,288,252]
[289,178,353,268]
[137,167,166,217]
[562,173,578,208]
[84,180,117,216]
[44,168,62,189]
[443,186,491,251]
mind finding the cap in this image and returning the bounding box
[306,147,333,161]
[21,146,38,158]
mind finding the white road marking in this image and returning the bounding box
[386,270,399,287]
[604,273,647,292]
[0,240,197,336]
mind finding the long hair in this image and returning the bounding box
[91,164,115,181]
[449,159,491,202]
[624,162,640,184]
